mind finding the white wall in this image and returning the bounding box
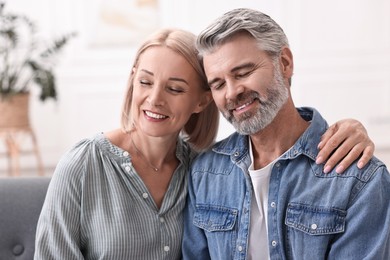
[1,0,389,173]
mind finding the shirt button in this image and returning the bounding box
[270,202,276,208]
[160,217,165,223]
[234,152,240,157]
[311,223,318,230]
[123,151,129,157]
[142,193,148,199]
[271,240,277,247]
[164,246,170,252]
[125,166,131,172]
[238,246,243,251]
[275,162,281,168]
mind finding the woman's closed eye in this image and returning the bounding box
[140,79,152,86]
[167,86,185,94]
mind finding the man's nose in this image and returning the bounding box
[225,80,244,100]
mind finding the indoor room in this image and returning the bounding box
[1,0,389,259]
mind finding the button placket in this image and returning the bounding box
[268,161,281,256]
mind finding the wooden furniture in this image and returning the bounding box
[0,127,44,176]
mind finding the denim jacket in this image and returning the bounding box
[183,107,390,260]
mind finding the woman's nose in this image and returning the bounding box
[147,85,165,106]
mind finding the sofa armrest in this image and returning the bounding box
[0,177,51,259]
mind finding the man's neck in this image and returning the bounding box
[250,106,310,170]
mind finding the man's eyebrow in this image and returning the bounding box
[208,77,221,86]
[140,69,189,85]
[230,62,256,73]
[207,62,256,86]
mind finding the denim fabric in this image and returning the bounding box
[183,107,390,260]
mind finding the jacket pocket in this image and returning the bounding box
[193,204,238,232]
[285,202,346,235]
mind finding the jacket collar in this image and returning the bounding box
[212,107,328,162]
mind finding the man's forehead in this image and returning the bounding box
[203,42,267,73]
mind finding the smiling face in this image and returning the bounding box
[203,33,290,135]
[131,46,210,138]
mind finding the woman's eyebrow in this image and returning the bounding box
[140,69,189,85]
[169,77,189,85]
[140,69,153,75]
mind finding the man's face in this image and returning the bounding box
[203,33,289,135]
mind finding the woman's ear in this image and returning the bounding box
[193,91,213,114]
[280,47,294,79]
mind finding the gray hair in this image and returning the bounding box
[197,8,289,58]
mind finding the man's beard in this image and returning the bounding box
[222,64,289,135]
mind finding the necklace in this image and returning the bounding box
[131,137,159,172]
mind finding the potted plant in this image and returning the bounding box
[0,1,75,128]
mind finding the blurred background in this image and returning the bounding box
[1,0,389,175]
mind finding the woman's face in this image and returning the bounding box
[131,46,210,138]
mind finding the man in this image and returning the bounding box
[182,8,390,259]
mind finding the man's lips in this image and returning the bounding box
[231,99,257,113]
[235,101,254,111]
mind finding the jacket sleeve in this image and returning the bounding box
[34,143,88,259]
[329,164,390,259]
[182,168,211,260]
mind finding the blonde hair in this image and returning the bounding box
[120,28,219,151]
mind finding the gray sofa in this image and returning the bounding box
[0,177,50,260]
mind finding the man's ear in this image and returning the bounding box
[280,47,294,79]
[193,91,213,114]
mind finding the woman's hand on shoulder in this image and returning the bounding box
[316,118,374,174]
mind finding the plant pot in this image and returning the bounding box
[0,93,31,129]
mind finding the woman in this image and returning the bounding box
[34,28,374,259]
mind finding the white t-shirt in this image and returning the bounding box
[247,140,276,260]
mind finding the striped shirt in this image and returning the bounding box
[34,133,192,260]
